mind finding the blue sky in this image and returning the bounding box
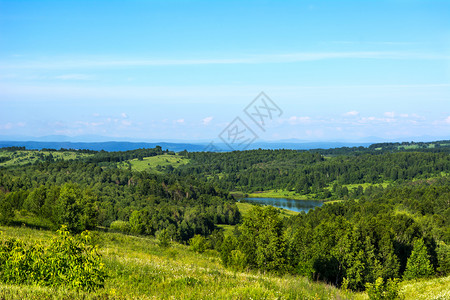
[0,0,449,142]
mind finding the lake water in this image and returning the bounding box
[242,197,323,213]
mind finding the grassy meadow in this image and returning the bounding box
[1,225,448,299]
[0,225,363,300]
[0,150,93,168]
[117,154,190,173]
[243,190,310,200]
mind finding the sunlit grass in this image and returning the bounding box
[117,153,190,173]
[0,150,93,168]
[0,225,362,299]
[399,276,450,300]
[245,189,309,200]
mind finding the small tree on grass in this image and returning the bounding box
[0,194,14,225]
[366,277,400,300]
[403,238,434,280]
[189,235,210,253]
[156,229,171,248]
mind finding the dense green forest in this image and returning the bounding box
[177,144,450,196]
[0,142,449,297]
[0,147,240,242]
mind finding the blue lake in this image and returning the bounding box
[242,197,323,213]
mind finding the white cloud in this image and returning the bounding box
[0,122,26,130]
[0,122,13,130]
[121,120,132,126]
[54,74,94,80]
[444,116,450,124]
[3,51,449,70]
[399,113,409,118]
[343,111,359,117]
[287,116,311,124]
[76,121,103,127]
[384,111,395,118]
[410,113,426,120]
[176,119,185,124]
[202,116,213,125]
[121,113,128,119]
[359,116,398,124]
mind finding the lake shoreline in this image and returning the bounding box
[241,197,324,214]
[231,190,311,201]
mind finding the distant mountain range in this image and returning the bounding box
[0,140,392,152]
[0,134,448,152]
[0,141,206,152]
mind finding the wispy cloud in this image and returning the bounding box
[54,74,94,80]
[202,116,213,125]
[0,122,26,130]
[1,51,448,70]
[343,111,359,117]
[329,41,417,46]
[286,116,311,125]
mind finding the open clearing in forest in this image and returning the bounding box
[118,154,190,172]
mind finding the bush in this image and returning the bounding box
[436,241,450,276]
[366,277,400,300]
[110,220,130,234]
[0,194,14,225]
[0,226,106,291]
[156,229,171,248]
[189,234,210,253]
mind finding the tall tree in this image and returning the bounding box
[403,238,434,280]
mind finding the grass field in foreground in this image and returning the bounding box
[1,225,449,299]
[0,225,362,300]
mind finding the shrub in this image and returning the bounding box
[110,220,130,234]
[0,226,106,291]
[189,234,210,253]
[365,277,400,300]
[436,241,450,276]
[156,229,171,248]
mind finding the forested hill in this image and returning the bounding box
[177,146,450,196]
[1,142,449,295]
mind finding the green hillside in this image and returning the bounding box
[0,150,93,168]
[0,225,363,300]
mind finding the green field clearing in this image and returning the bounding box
[236,202,299,218]
[117,154,190,173]
[244,190,310,200]
[0,150,93,168]
[341,182,391,190]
